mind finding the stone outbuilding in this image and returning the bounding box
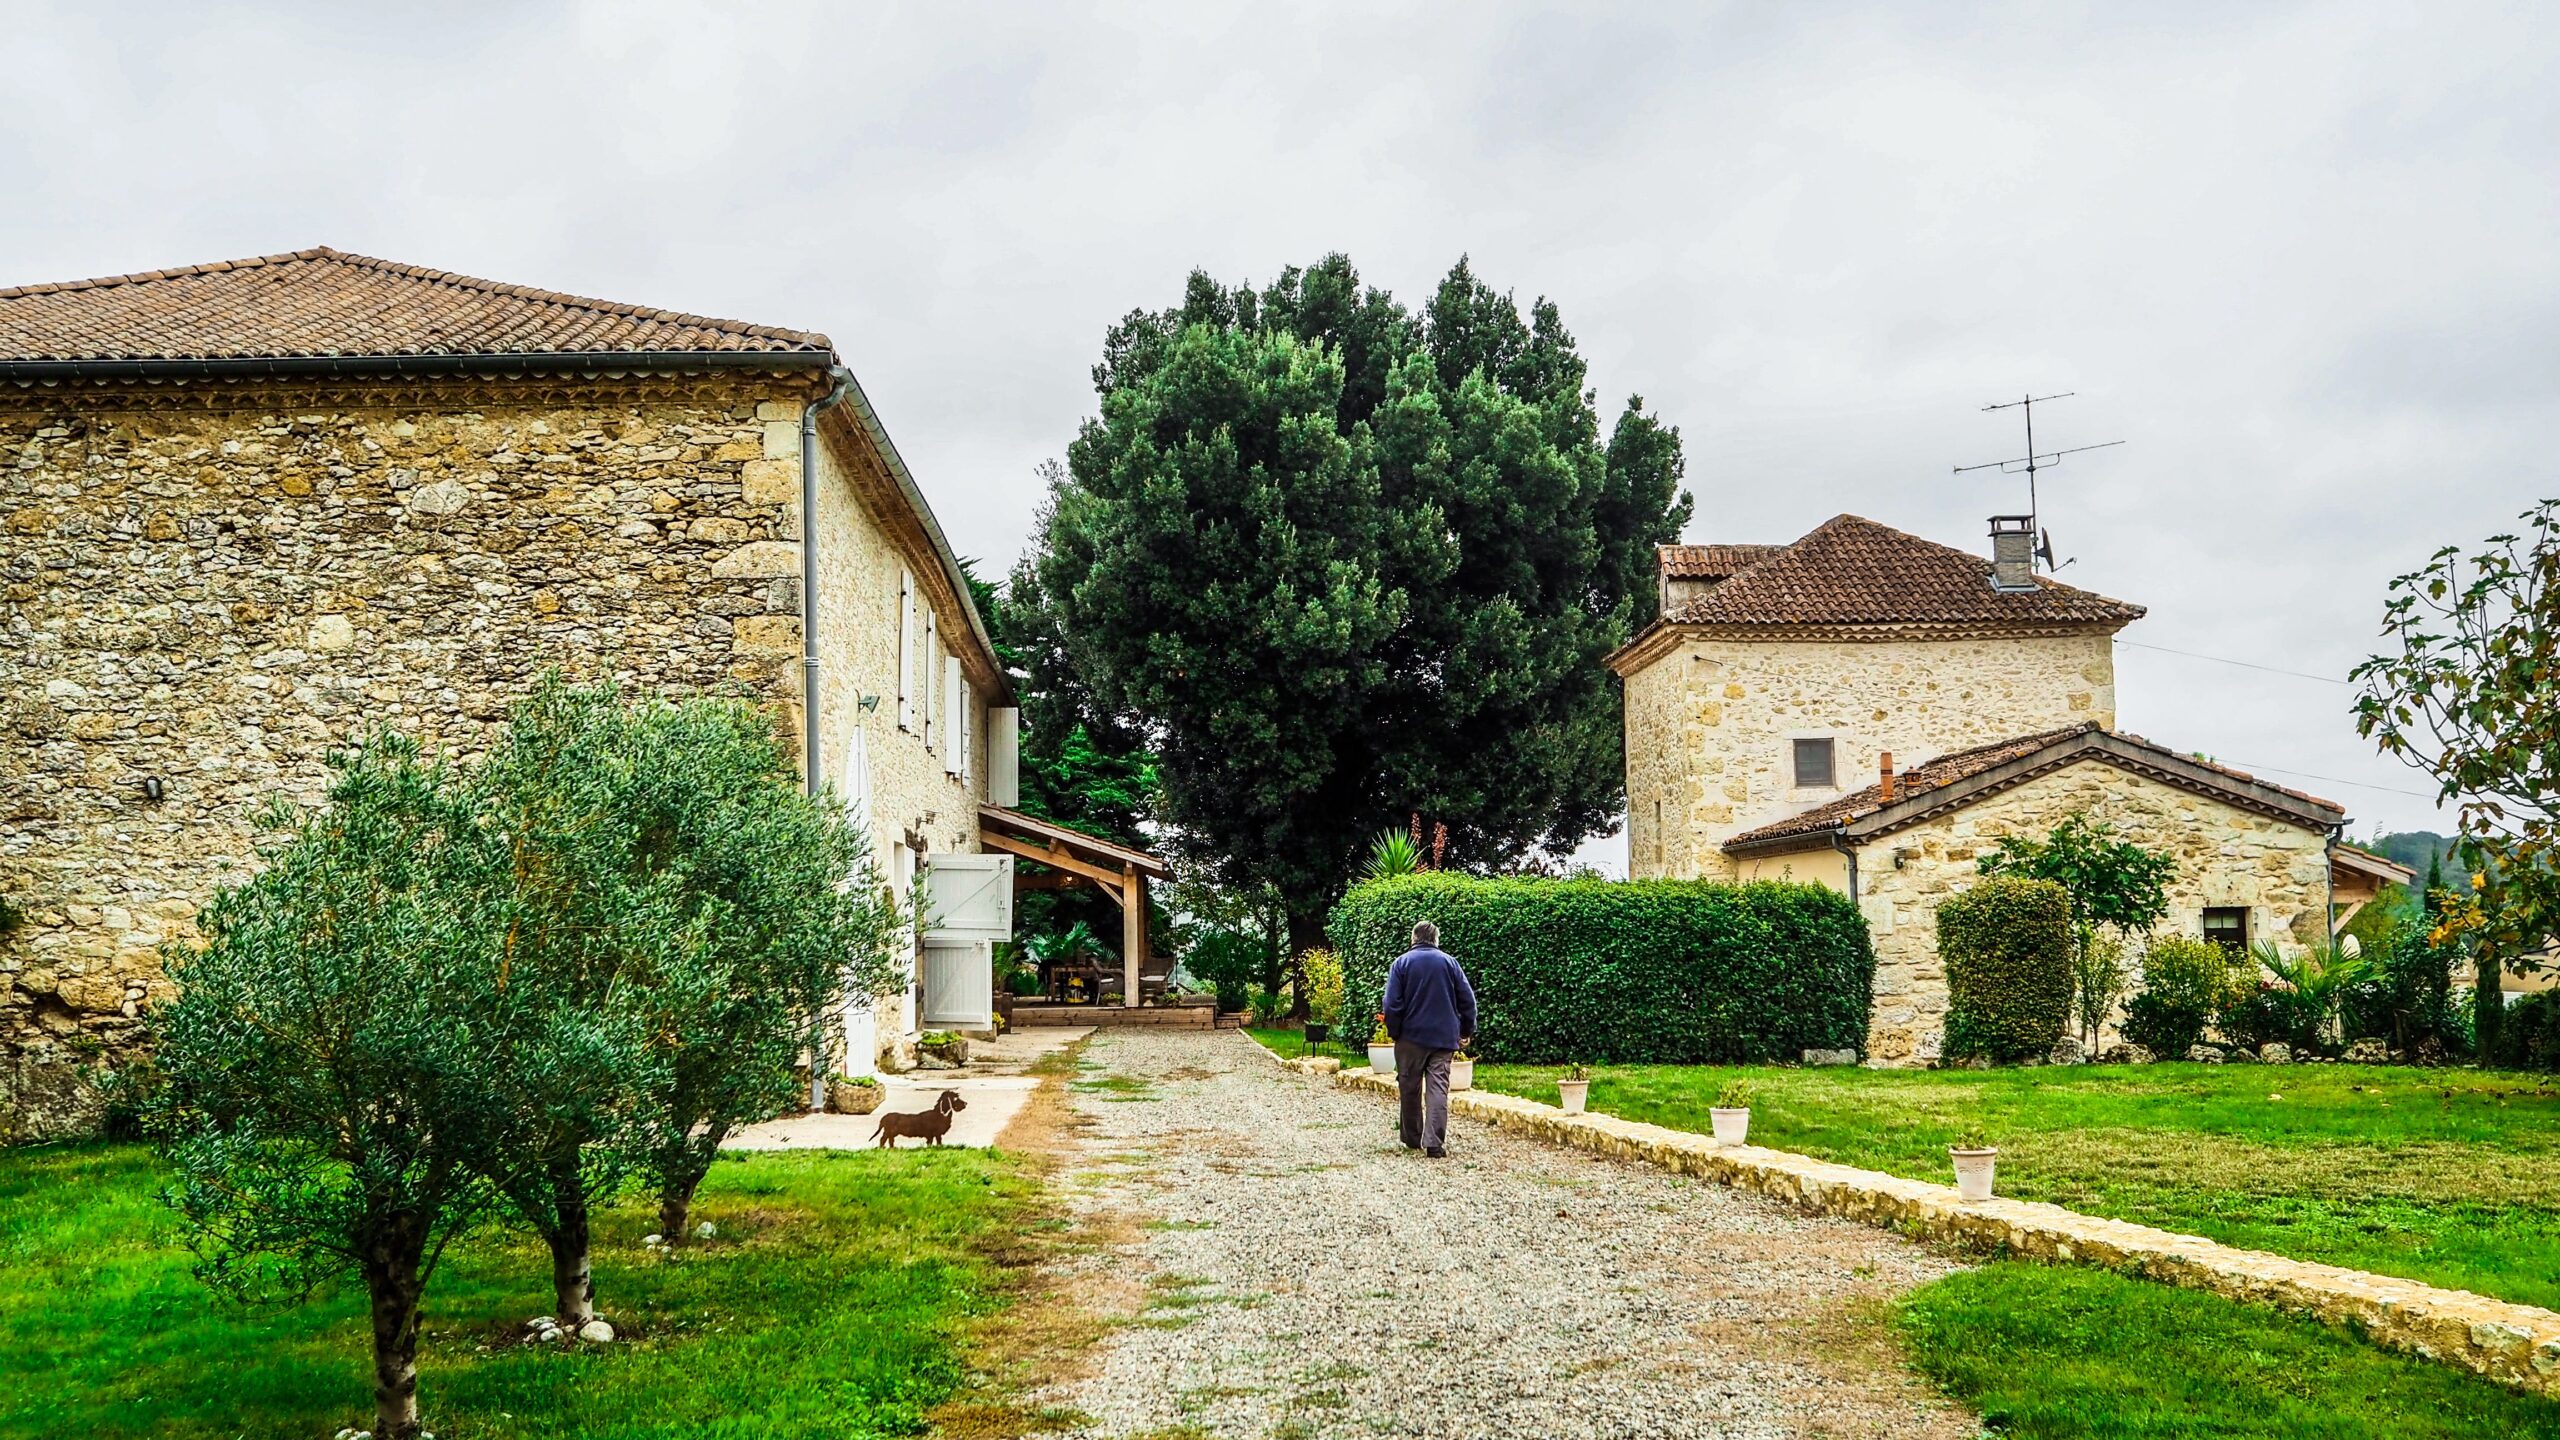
[1612,513,2410,1065]
[1721,723,2407,1064]
[0,247,1031,1135]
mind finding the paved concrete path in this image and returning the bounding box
[725,1026,1089,1152]
[1035,1028,1974,1440]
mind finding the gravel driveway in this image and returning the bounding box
[1034,1029,1974,1440]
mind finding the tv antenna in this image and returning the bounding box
[1954,391,2123,571]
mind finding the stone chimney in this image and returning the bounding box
[1879,751,1896,803]
[1989,515,2037,593]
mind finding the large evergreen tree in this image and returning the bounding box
[1024,254,1691,946]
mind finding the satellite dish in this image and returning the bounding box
[2038,528,2078,573]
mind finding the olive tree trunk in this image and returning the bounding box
[653,1128,726,1245]
[361,1221,431,1440]
[544,1157,596,1325]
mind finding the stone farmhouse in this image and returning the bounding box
[1612,513,2412,1064]
[0,247,1112,1137]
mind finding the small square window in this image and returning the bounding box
[1792,738,1835,789]
[2203,907,2250,955]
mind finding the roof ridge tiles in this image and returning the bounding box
[0,247,832,361]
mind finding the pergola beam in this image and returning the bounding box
[980,829,1125,901]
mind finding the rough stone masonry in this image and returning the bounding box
[0,374,824,1137]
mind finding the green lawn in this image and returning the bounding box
[1898,1262,2560,1438]
[0,1141,1042,1440]
[1243,1024,1372,1070]
[1474,1059,2560,1310]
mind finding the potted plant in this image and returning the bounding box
[1367,1016,1396,1075]
[826,1074,884,1115]
[1949,1128,1998,1201]
[1709,1078,1753,1146]
[1449,1045,1476,1092]
[1557,1063,1590,1115]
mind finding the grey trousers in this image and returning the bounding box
[1395,1041,1454,1150]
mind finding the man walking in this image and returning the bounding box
[1381,920,1476,1158]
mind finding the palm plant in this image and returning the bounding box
[1366,829,1421,881]
[2251,939,2369,1051]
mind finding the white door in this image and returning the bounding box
[922,853,1013,940]
[919,939,993,1027]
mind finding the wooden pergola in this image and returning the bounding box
[977,804,1173,1008]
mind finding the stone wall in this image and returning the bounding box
[1849,758,2333,1065]
[1623,630,2117,880]
[0,375,990,1136]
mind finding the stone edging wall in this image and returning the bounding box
[1279,1047,2560,1398]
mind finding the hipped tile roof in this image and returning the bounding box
[0,247,830,363]
[1661,514,2146,629]
[1723,722,2345,850]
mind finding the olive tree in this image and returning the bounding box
[149,734,510,1440]
[604,690,906,1242]
[468,677,903,1297]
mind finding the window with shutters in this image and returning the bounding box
[896,570,915,732]
[931,604,952,753]
[943,657,963,778]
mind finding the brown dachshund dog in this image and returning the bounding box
[873,1089,967,1148]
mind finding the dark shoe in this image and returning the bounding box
[1402,1139,1419,1150]
[1425,1147,1446,1159]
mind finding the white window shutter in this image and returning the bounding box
[922,609,938,751]
[959,679,973,784]
[987,708,1019,807]
[896,571,915,732]
[943,657,963,777]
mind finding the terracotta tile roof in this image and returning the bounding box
[1661,514,2145,629]
[1660,543,1783,579]
[0,247,830,363]
[1723,723,2344,850]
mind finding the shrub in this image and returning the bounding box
[2492,990,2560,1070]
[1301,947,1345,1028]
[2121,935,2236,1056]
[1329,874,1874,1065]
[1937,877,2073,1064]
[2340,913,2467,1056]
[1185,925,1267,1013]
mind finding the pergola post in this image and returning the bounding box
[1122,864,1144,1009]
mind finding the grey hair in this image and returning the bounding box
[1412,920,1439,948]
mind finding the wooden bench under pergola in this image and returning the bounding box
[976,804,1173,1008]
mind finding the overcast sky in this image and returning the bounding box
[9,1,2553,856]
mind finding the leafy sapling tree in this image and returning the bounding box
[148,734,510,1440]
[603,691,907,1244]
[1978,812,2176,1046]
[2355,497,2560,1060]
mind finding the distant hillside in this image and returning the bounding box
[2362,830,2459,877]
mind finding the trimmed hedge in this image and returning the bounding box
[1328,873,1875,1064]
[1937,876,2072,1063]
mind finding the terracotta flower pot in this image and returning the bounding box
[1557,1078,1589,1114]
[1950,1147,1999,1202]
[1709,1106,1751,1146]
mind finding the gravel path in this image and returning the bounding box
[1035,1029,1974,1440]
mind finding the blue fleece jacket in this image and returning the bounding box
[1381,946,1477,1052]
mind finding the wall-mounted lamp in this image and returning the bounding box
[857,694,882,713]
[141,777,165,803]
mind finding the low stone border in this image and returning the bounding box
[1330,1066,2560,1397]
